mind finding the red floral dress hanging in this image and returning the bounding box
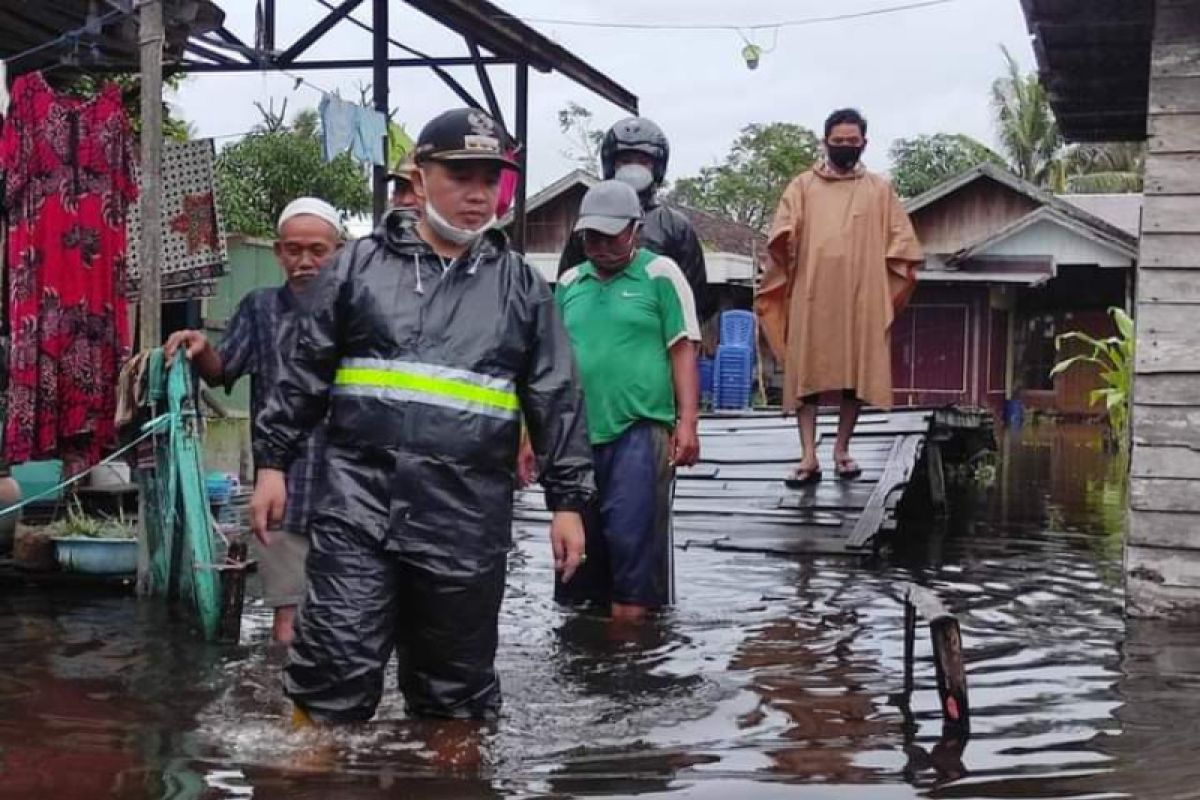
[0,72,136,467]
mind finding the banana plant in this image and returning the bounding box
[1050,307,1134,450]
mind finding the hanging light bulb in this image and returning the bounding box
[737,27,778,71]
[742,44,762,70]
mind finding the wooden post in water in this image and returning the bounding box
[135,0,165,597]
[929,616,969,731]
[218,538,249,643]
[903,583,970,733]
[903,598,916,698]
[926,439,948,517]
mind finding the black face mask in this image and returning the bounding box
[826,144,864,171]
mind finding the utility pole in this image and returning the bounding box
[136,0,164,596]
[138,0,164,351]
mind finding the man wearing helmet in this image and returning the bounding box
[558,117,712,323]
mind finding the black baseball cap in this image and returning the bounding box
[414,108,520,170]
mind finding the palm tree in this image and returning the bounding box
[1064,142,1145,193]
[990,46,1066,190]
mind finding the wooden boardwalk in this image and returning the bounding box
[515,408,969,556]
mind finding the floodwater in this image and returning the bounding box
[2,424,1199,799]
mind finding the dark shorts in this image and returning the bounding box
[555,421,675,609]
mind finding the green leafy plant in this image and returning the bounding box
[1050,307,1134,450]
[215,102,371,238]
[51,496,137,540]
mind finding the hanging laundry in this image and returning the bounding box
[0,72,136,467]
[357,105,387,167]
[319,94,387,167]
[125,138,228,300]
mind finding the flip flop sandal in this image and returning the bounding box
[784,466,823,489]
[835,459,862,480]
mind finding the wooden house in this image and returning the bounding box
[1021,0,1200,618]
[898,163,1139,416]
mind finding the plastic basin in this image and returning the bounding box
[11,460,64,502]
[53,537,138,574]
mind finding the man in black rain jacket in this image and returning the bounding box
[250,108,593,724]
[557,117,712,322]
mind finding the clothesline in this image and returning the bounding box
[3,7,130,67]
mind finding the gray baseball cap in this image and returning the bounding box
[574,180,643,236]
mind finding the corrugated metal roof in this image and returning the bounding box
[0,1,224,77]
[1060,194,1143,238]
[1019,0,1153,142]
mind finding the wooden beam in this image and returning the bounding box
[1154,0,1200,44]
[1138,268,1200,304]
[1140,233,1200,267]
[1132,444,1200,479]
[1149,113,1200,153]
[1133,404,1200,448]
[1151,76,1200,116]
[926,441,948,517]
[139,0,164,350]
[217,539,248,643]
[1127,544,1200,618]
[1135,303,1200,372]
[135,0,164,597]
[1132,373,1200,406]
[1145,153,1200,194]
[1131,477,1200,512]
[846,435,922,548]
[1152,43,1200,78]
[1128,510,1200,548]
[1127,542,1200,588]
[1142,195,1200,234]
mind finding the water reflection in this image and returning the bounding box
[3,425,1200,798]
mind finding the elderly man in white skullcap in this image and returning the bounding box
[165,197,343,644]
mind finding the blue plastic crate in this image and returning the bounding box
[713,345,754,409]
[719,310,756,350]
[714,385,752,410]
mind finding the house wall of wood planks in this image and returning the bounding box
[1126,0,1200,618]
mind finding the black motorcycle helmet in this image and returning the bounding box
[600,117,670,186]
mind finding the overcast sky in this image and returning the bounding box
[175,0,1036,193]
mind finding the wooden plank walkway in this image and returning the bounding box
[515,408,945,556]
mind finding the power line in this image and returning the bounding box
[501,0,967,32]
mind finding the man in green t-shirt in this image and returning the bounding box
[554,180,701,622]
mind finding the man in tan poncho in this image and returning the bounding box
[756,108,923,486]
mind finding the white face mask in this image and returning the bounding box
[423,197,496,247]
[614,163,654,193]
